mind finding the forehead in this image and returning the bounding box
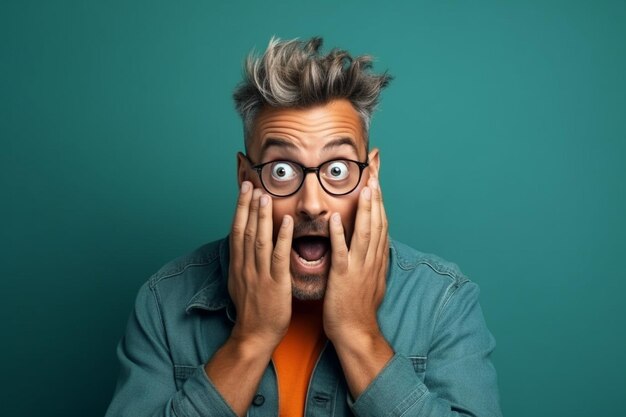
[248,99,366,160]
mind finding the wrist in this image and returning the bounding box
[331,327,394,399]
[325,315,380,345]
[330,326,384,352]
[229,327,283,358]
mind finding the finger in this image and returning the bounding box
[329,212,349,274]
[243,188,262,268]
[230,181,253,269]
[376,181,390,286]
[377,181,389,261]
[271,215,294,282]
[349,186,372,261]
[368,177,383,260]
[377,236,390,297]
[255,194,274,272]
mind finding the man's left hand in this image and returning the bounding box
[324,176,394,397]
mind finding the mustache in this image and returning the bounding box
[293,217,329,237]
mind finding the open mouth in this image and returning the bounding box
[291,236,331,268]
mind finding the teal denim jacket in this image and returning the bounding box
[105,237,502,417]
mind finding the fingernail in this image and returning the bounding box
[363,187,371,200]
[370,178,379,190]
[332,213,341,224]
[260,195,269,207]
[252,189,262,199]
[282,215,291,226]
[241,182,250,193]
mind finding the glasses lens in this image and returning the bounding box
[260,161,303,196]
[319,160,361,195]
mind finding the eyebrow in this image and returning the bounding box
[260,138,299,155]
[321,137,359,155]
[260,137,359,156]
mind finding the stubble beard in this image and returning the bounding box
[290,269,328,300]
[287,216,332,301]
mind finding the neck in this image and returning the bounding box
[292,298,324,315]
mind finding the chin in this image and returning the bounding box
[291,273,327,301]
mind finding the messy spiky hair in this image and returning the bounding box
[233,36,392,149]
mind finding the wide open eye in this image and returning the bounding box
[323,161,350,181]
[269,161,299,182]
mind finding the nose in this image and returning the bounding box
[295,172,329,219]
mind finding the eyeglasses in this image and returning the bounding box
[245,155,369,197]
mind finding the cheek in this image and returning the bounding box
[335,194,360,239]
[271,199,293,240]
[272,199,292,222]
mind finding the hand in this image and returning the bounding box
[227,181,294,351]
[323,177,389,344]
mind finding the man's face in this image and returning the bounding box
[237,99,380,300]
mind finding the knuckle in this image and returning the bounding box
[231,223,245,237]
[244,229,256,243]
[236,198,249,210]
[358,230,371,241]
[277,227,291,238]
[272,251,286,264]
[276,236,291,248]
[254,238,266,251]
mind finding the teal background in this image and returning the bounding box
[2,1,625,416]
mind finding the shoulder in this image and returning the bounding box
[148,238,225,288]
[379,239,484,351]
[136,237,229,313]
[389,239,470,287]
[386,238,479,311]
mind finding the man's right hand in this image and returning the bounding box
[205,181,293,417]
[227,181,294,350]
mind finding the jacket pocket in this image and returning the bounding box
[408,356,427,381]
[173,364,198,389]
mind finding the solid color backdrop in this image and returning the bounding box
[2,1,625,416]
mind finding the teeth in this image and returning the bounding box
[298,254,325,266]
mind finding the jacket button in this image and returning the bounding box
[252,394,265,406]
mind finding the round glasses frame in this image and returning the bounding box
[245,155,369,197]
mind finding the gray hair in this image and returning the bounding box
[233,36,392,150]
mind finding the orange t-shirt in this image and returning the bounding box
[272,300,326,417]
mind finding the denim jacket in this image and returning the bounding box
[105,237,502,417]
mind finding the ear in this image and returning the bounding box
[236,152,249,186]
[367,147,381,178]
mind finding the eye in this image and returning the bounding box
[324,161,350,181]
[270,161,298,182]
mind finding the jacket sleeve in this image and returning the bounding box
[104,282,237,417]
[349,281,502,417]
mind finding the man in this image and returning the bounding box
[105,37,502,417]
